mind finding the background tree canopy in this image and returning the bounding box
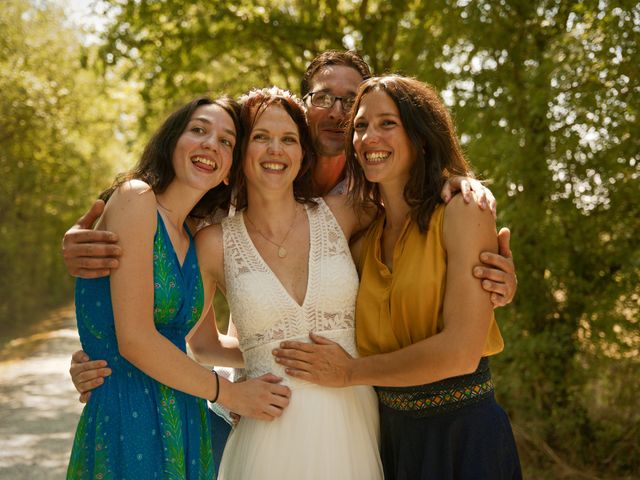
[0,0,138,336]
[1,0,637,477]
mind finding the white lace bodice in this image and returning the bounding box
[222,198,359,386]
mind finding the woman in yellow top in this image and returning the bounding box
[274,75,522,479]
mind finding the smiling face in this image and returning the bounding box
[172,104,237,192]
[243,104,304,194]
[306,65,364,157]
[352,90,416,188]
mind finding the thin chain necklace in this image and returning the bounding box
[244,206,300,258]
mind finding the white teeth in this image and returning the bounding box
[192,156,218,170]
[261,162,286,171]
[365,152,390,163]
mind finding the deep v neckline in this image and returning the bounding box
[239,205,313,309]
[157,211,193,272]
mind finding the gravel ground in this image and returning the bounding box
[0,306,83,479]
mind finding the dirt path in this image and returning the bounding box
[0,305,83,479]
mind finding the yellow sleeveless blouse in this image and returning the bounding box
[355,204,504,357]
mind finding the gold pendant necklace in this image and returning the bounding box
[244,206,300,258]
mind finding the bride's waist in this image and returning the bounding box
[241,328,357,388]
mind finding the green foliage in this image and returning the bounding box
[438,2,640,474]
[0,0,136,332]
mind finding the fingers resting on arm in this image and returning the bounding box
[69,349,111,398]
[441,176,497,219]
[474,227,517,308]
[62,200,122,278]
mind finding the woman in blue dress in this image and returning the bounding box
[67,96,291,479]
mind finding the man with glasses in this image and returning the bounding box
[300,51,371,195]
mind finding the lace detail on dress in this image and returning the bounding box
[222,199,359,384]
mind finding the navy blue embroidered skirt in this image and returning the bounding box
[376,358,522,480]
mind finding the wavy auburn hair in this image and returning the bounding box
[346,75,473,233]
[231,87,316,210]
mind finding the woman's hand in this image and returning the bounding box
[273,333,354,388]
[218,374,291,422]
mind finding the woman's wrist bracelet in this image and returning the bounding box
[210,370,220,403]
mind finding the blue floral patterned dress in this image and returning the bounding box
[67,212,214,480]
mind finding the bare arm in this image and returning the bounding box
[441,178,517,307]
[106,183,289,419]
[70,311,246,404]
[186,225,244,368]
[187,308,243,367]
[274,196,497,387]
[62,199,122,278]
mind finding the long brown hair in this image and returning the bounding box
[231,87,316,211]
[346,75,472,232]
[100,96,242,219]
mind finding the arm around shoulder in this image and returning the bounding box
[188,224,244,367]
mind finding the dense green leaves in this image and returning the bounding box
[0,0,135,335]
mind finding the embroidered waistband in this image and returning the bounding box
[375,357,494,417]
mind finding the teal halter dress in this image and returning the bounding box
[67,213,214,479]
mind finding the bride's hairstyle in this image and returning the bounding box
[231,87,316,211]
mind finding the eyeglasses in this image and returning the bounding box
[304,92,356,111]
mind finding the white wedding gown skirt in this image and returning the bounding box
[218,371,381,479]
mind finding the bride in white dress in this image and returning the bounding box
[193,87,383,479]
